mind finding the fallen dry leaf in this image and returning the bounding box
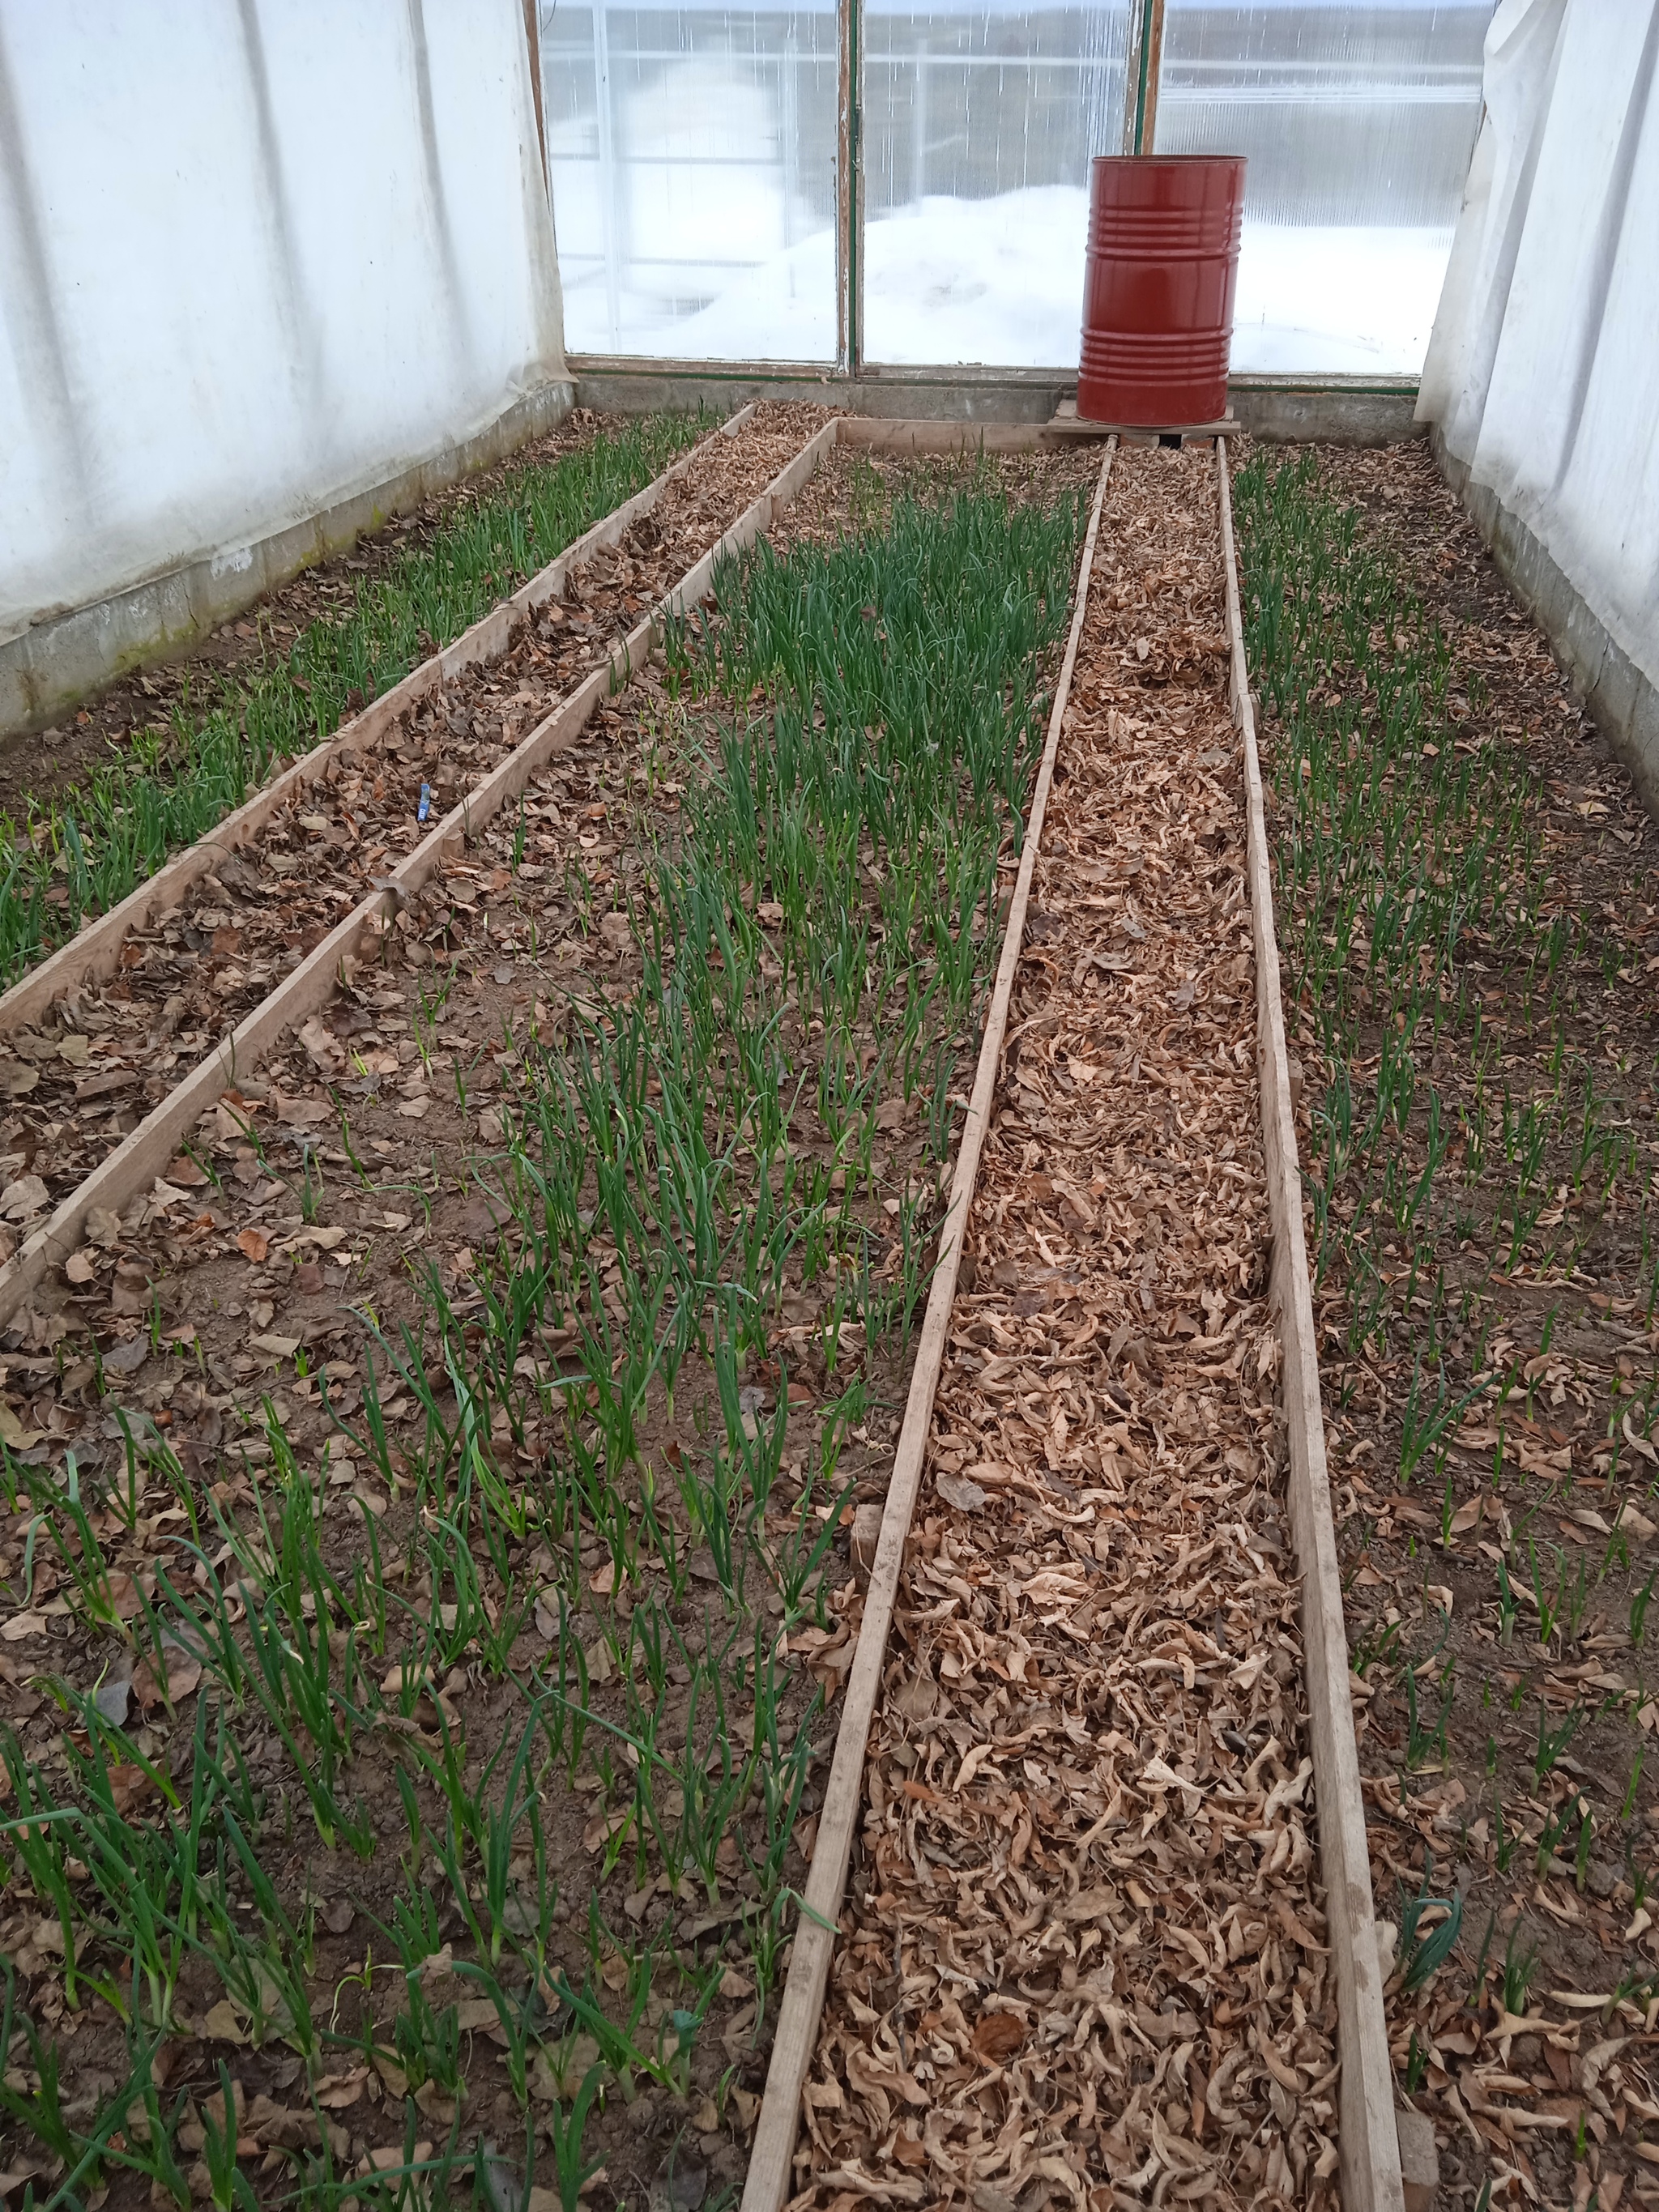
[810,447,1337,2211]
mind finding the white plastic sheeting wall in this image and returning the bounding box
[0,0,565,646]
[1418,0,1659,694]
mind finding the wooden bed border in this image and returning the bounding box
[0,407,759,1039]
[0,416,831,1329]
[739,437,1117,2212]
[740,433,1407,2212]
[1217,437,1405,2212]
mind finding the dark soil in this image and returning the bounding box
[0,407,697,828]
[0,439,1096,2210]
[1243,436,1659,2211]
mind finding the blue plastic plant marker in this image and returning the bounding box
[418,782,432,824]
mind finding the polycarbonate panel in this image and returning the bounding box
[540,0,838,360]
[861,0,1133,368]
[1154,1,1494,374]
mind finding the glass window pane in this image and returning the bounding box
[861,0,1133,368]
[1154,2,1495,375]
[541,1,838,360]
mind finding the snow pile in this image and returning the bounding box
[562,182,1453,373]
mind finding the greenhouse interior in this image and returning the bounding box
[2,2,1657,2209]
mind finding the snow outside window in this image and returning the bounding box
[1154,1,1495,376]
[540,0,1495,373]
[541,0,839,360]
[859,0,1132,368]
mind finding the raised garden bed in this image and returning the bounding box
[0,407,818,1298]
[0,411,708,981]
[1235,437,1659,2212]
[0,435,1098,2212]
[791,441,1344,2212]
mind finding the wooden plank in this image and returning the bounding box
[1215,440,1405,2212]
[1141,0,1168,151]
[739,439,1117,2212]
[0,407,757,1037]
[835,418,1047,455]
[1051,419,1239,445]
[0,413,824,1330]
[1049,399,1239,443]
[390,418,839,907]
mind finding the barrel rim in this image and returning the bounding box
[1088,153,1248,169]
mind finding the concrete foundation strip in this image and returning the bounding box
[1215,438,1405,2212]
[0,412,832,1332]
[835,419,1052,455]
[0,403,759,1038]
[740,438,1117,2212]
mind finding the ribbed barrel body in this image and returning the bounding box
[1077,156,1246,428]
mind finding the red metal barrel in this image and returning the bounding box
[1077,155,1246,428]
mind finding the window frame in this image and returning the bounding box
[548,0,1481,385]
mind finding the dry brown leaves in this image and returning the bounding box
[0,405,825,1251]
[795,446,1339,2212]
[1252,438,1659,2211]
[2,405,653,829]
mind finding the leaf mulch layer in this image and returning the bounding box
[0,407,703,828]
[1236,434,1659,2211]
[0,405,824,1252]
[794,442,1341,2212]
[0,439,1096,2210]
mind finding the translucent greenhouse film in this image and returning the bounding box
[0,2,560,649]
[542,0,840,360]
[540,0,1494,373]
[1155,1,1494,374]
